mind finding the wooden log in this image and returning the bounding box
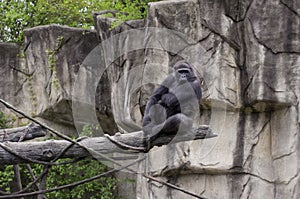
[0,125,217,165]
[0,123,47,142]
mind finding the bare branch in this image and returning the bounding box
[0,123,47,142]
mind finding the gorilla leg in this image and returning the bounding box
[149,103,167,124]
[144,113,193,144]
[142,104,167,141]
[160,113,193,134]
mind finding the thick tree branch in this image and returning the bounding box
[0,126,217,165]
[0,98,127,166]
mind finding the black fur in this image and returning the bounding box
[142,61,202,143]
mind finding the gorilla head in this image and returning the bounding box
[173,61,196,84]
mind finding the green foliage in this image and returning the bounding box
[0,0,104,43]
[0,111,9,128]
[110,0,161,28]
[0,0,162,43]
[44,159,117,199]
[80,124,100,137]
[0,160,117,198]
[0,165,14,193]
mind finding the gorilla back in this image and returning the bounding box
[142,60,202,143]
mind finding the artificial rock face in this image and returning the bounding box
[95,0,300,198]
[0,25,118,135]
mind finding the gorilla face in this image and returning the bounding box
[173,61,195,84]
[177,68,192,83]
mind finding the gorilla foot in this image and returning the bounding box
[193,125,218,139]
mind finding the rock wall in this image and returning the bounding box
[0,43,24,109]
[0,25,118,135]
[93,0,300,198]
[0,0,299,198]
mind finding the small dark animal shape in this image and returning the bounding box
[142,60,202,145]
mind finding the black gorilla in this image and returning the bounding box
[142,60,202,144]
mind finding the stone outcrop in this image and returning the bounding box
[0,25,118,135]
[0,0,299,198]
[0,43,24,109]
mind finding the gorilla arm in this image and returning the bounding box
[156,79,202,137]
[191,79,202,101]
[142,84,168,127]
[161,79,202,108]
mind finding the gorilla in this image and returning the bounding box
[142,60,202,145]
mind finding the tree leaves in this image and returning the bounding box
[0,0,161,43]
